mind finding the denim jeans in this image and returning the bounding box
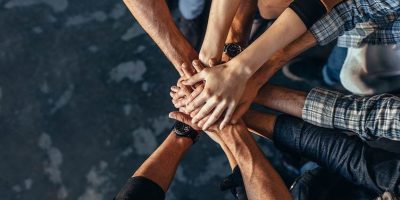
[322,46,347,86]
[179,0,205,20]
[273,115,400,198]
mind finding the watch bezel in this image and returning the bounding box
[224,43,242,58]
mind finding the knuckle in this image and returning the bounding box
[204,89,212,97]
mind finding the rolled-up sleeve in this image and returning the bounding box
[302,87,400,141]
[302,88,339,129]
[309,0,400,46]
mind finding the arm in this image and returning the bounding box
[309,0,400,46]
[243,111,400,196]
[123,0,198,74]
[254,84,307,118]
[301,88,400,141]
[115,131,193,199]
[272,114,400,195]
[168,111,291,200]
[218,122,292,200]
[199,0,241,64]
[174,31,316,129]
[224,0,257,48]
[254,85,400,141]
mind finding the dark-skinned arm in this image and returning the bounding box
[115,131,193,199]
[123,0,198,75]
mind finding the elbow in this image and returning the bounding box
[257,0,290,19]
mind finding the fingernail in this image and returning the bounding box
[168,113,173,118]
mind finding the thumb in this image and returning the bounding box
[182,72,204,86]
[169,111,200,130]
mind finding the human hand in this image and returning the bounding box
[182,60,251,130]
[230,77,261,124]
[169,111,224,146]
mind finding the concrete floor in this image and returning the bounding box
[0,1,338,200]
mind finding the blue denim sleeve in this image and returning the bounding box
[273,114,400,196]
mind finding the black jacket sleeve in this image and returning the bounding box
[289,0,344,28]
[273,114,400,196]
[114,176,165,200]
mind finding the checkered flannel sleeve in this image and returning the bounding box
[302,88,400,141]
[309,0,400,47]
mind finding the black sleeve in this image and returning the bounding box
[288,0,344,28]
[114,176,165,200]
[273,114,400,196]
[289,0,326,28]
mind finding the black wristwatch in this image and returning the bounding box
[224,43,242,58]
[173,121,200,144]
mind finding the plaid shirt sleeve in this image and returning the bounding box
[309,0,400,46]
[302,88,400,141]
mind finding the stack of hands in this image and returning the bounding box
[169,58,260,132]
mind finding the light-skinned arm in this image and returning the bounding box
[183,8,307,130]
[199,0,242,64]
[181,31,316,130]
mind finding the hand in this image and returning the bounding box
[183,61,250,130]
[170,61,206,109]
[169,111,224,146]
[230,77,261,124]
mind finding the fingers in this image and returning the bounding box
[192,99,218,123]
[192,60,205,72]
[185,91,208,113]
[197,116,209,129]
[231,103,250,124]
[182,63,196,78]
[219,102,238,130]
[190,108,200,118]
[184,85,203,105]
[168,111,200,130]
[182,70,205,86]
[202,101,228,130]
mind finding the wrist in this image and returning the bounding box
[170,133,193,149]
[227,59,253,80]
[219,126,252,154]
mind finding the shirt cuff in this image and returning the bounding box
[302,88,341,129]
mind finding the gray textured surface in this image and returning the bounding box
[0,1,319,200]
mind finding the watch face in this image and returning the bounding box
[174,121,191,136]
[226,44,242,57]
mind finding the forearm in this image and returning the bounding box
[242,110,276,139]
[200,0,241,63]
[221,126,291,200]
[225,0,257,47]
[248,31,316,90]
[255,84,307,118]
[133,131,192,191]
[123,0,197,73]
[219,142,238,170]
[231,8,307,78]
